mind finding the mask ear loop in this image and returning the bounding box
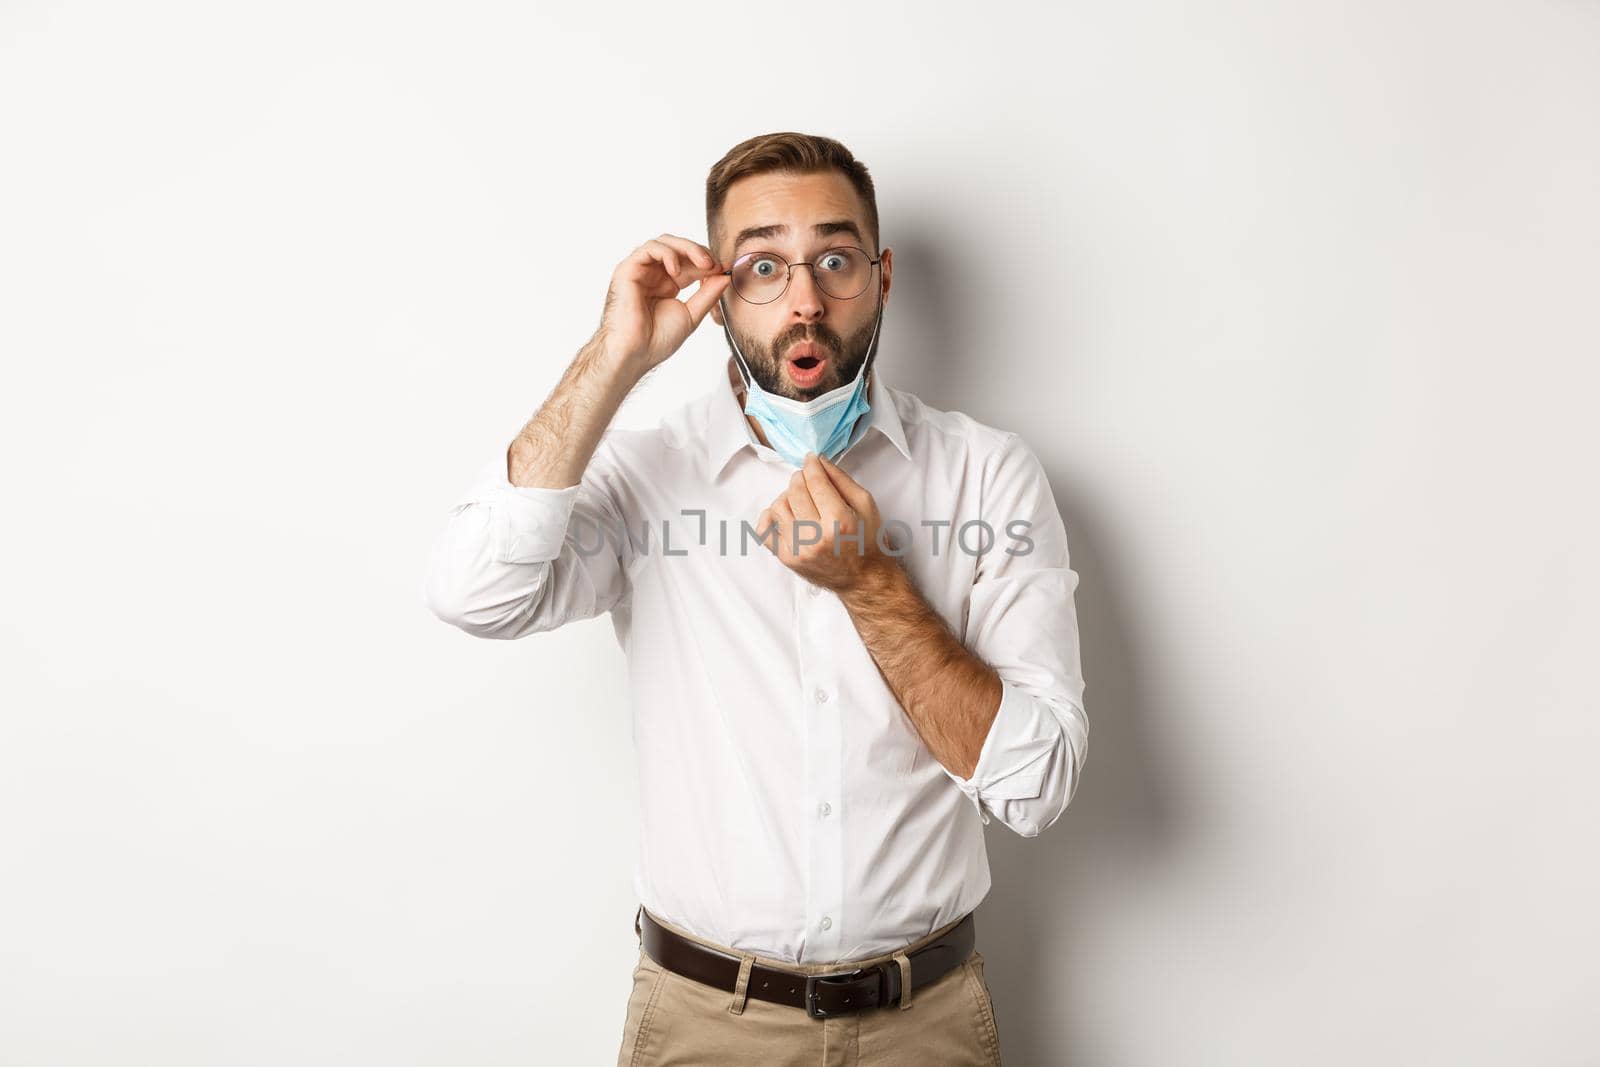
[857,277,886,387]
[718,294,759,395]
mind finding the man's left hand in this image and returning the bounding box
[757,453,893,592]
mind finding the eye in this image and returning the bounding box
[817,251,849,272]
[750,256,782,278]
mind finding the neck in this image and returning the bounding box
[745,410,771,448]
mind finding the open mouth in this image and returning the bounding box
[787,340,828,375]
[785,344,829,386]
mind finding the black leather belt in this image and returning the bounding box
[636,906,976,1019]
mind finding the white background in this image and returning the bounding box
[3,2,1597,1064]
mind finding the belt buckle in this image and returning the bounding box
[804,967,868,1019]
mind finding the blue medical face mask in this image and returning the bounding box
[718,284,884,469]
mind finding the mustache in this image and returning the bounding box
[779,325,841,356]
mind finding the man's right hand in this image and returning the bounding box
[598,233,733,380]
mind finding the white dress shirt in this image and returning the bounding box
[422,356,1089,964]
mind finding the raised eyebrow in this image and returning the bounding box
[733,220,866,256]
[732,224,786,255]
[813,219,864,245]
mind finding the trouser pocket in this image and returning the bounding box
[616,949,667,1067]
[963,951,1004,1067]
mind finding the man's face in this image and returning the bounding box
[711,170,894,402]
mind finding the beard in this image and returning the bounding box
[729,312,880,402]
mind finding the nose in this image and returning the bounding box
[785,263,826,324]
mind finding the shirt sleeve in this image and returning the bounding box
[945,432,1090,837]
[420,433,636,639]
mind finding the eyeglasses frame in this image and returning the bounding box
[720,243,884,305]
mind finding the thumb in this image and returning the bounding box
[683,272,733,329]
[817,454,873,511]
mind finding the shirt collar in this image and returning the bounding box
[703,355,912,482]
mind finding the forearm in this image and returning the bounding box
[839,560,1002,779]
[507,332,640,489]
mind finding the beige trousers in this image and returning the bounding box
[615,908,1005,1067]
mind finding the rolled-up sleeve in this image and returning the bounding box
[946,432,1089,837]
[421,432,635,639]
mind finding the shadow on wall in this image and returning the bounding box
[888,222,1192,1064]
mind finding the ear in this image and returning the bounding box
[711,299,725,326]
[879,246,893,308]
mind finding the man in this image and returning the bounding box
[422,131,1089,1066]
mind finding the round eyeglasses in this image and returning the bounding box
[722,244,883,305]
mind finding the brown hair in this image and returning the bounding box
[705,132,881,259]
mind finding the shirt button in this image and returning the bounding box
[814,688,829,704]
[808,584,822,597]
[819,801,832,817]
[820,916,832,930]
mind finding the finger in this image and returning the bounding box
[683,272,732,327]
[655,234,717,272]
[771,498,796,554]
[801,453,851,522]
[626,239,675,276]
[786,467,820,526]
[647,238,721,284]
[618,244,678,300]
[624,241,722,308]
[640,239,687,282]
[656,242,726,298]
[817,454,874,512]
[633,239,707,290]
